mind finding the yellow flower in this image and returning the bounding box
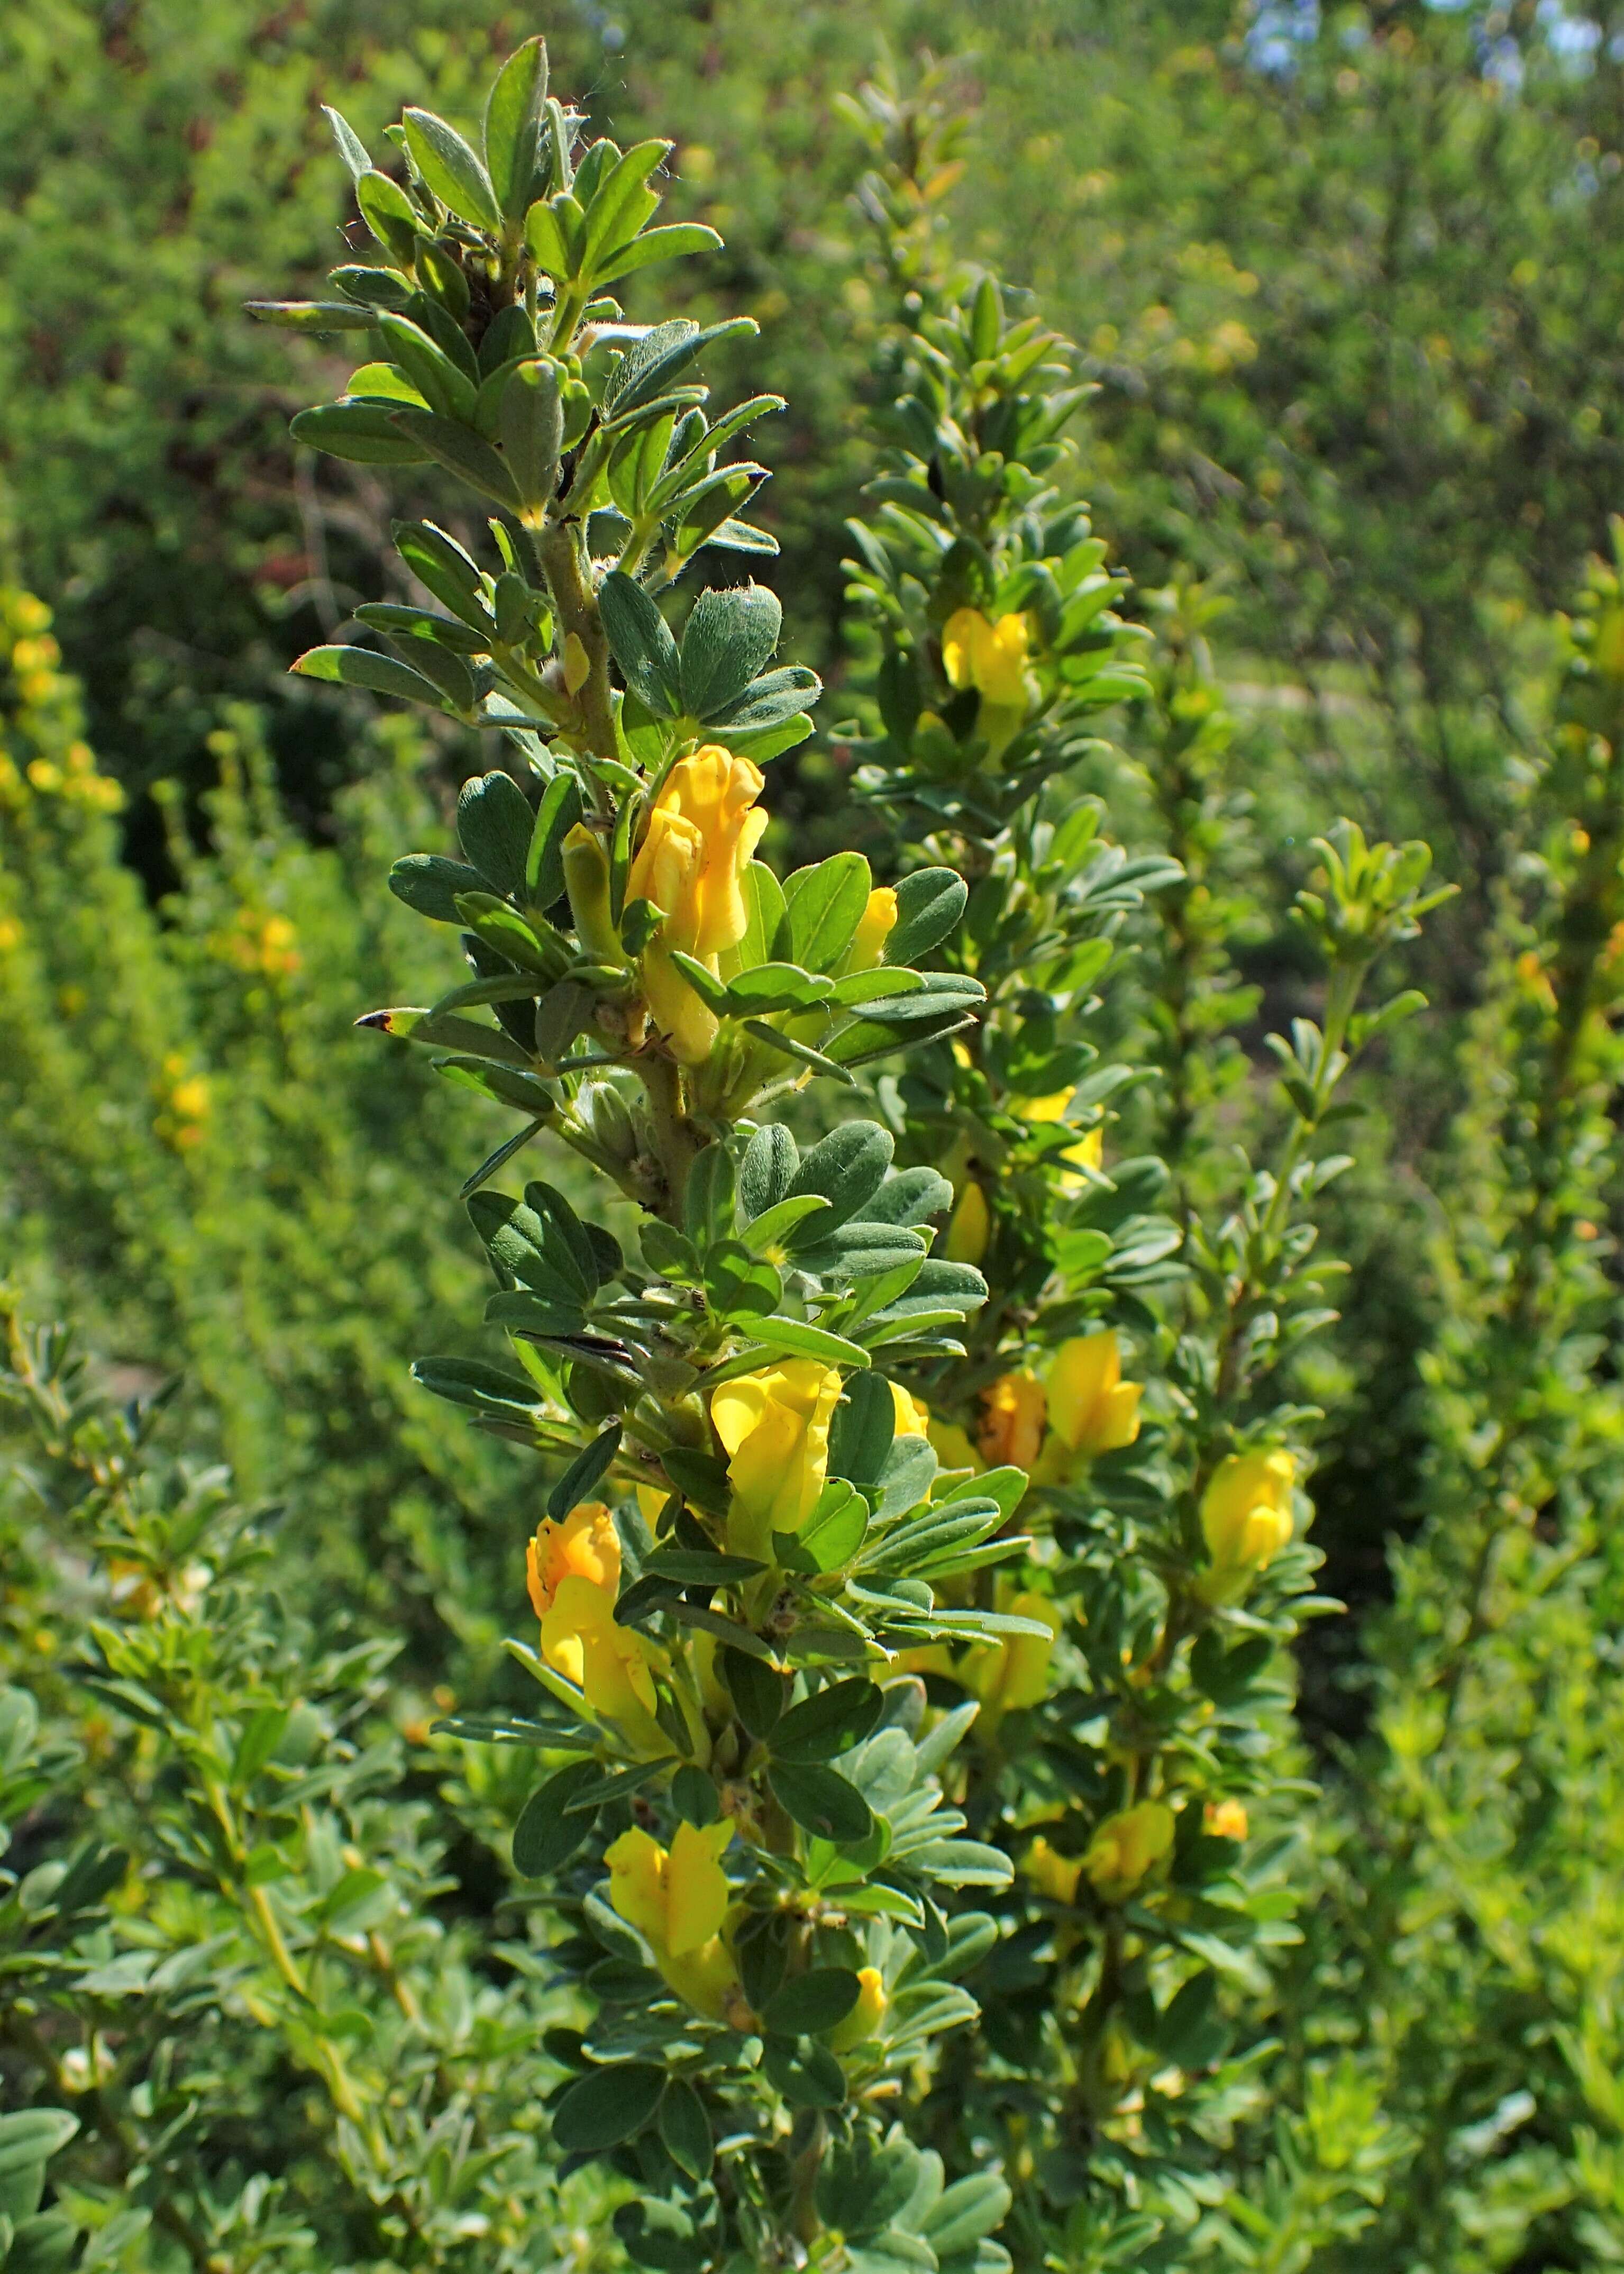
[711,1359,843,1557]
[927,1416,982,1474]
[1196,1449,1295,1605]
[1083,1801,1175,1901]
[168,1077,211,1124]
[1021,1089,1105,1191]
[827,1963,889,2051]
[526,1501,621,1619]
[604,1819,747,2021]
[1025,1835,1085,1906]
[890,1383,931,1441]
[1041,1334,1143,1465]
[942,607,1031,709]
[540,1572,668,1754]
[626,744,767,1063]
[1205,1798,1248,1842]
[944,1180,991,1263]
[961,1590,1057,1723]
[846,886,898,971]
[978,1370,1046,1471]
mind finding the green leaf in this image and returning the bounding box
[394,519,494,630]
[704,1239,782,1320]
[745,1317,870,1368]
[389,409,523,509]
[503,359,563,511]
[788,1122,894,1229]
[548,1423,622,1520]
[458,769,535,895]
[595,221,723,284]
[645,1548,765,1586]
[742,1193,832,1252]
[660,1446,733,1514]
[920,2174,1014,2258]
[887,868,969,965]
[599,569,682,716]
[525,772,584,909]
[762,1967,862,2037]
[389,854,489,922]
[291,400,433,465]
[769,1761,875,1844]
[786,852,873,973]
[244,298,376,332]
[739,1121,798,1218]
[829,1370,897,1486]
[551,2062,666,2153]
[484,36,548,221]
[404,105,501,231]
[293,644,455,711]
[376,311,479,422]
[707,663,821,732]
[658,2078,713,2181]
[581,137,672,270]
[771,1678,884,1765]
[324,103,372,182]
[355,168,420,264]
[409,1357,545,1420]
[679,583,782,718]
[760,2035,849,2109]
[793,1480,870,1572]
[685,1140,736,1247]
[720,1647,786,1736]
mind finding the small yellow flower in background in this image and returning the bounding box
[168,1077,211,1124]
[827,1963,888,2051]
[1206,1798,1248,1842]
[944,1179,991,1263]
[846,886,898,971]
[1083,1800,1175,1901]
[890,1382,930,1441]
[626,743,767,1064]
[26,759,61,793]
[155,1057,212,1152]
[526,1501,620,1618]
[942,607,1032,710]
[1021,1090,1105,1190]
[978,1369,1046,1470]
[961,1589,1057,1724]
[1038,1333,1144,1470]
[1025,1834,1085,1906]
[0,916,22,954]
[927,1415,982,1474]
[605,1818,746,2021]
[711,1358,842,1556]
[540,1572,669,1754]
[1196,1448,1296,1606]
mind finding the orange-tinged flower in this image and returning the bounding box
[942,607,1031,710]
[1196,1449,1296,1605]
[626,744,767,1063]
[1083,1801,1175,1901]
[711,1359,843,1557]
[526,1501,621,1619]
[978,1370,1046,1470]
[1205,1798,1248,1842]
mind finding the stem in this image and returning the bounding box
[537,517,619,783]
[639,1051,707,1225]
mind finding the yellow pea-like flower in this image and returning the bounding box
[978,1370,1046,1471]
[944,1179,991,1263]
[604,1818,747,2021]
[710,1359,843,1557]
[1205,1798,1249,1842]
[1196,1449,1296,1605]
[890,1382,931,1441]
[626,744,768,1064]
[961,1590,1057,1724]
[526,1501,621,1619]
[827,1963,889,2051]
[1025,1834,1085,1907]
[539,1572,667,1754]
[1043,1333,1144,1462]
[846,886,898,972]
[1021,1089,1105,1191]
[927,1415,983,1475]
[1083,1800,1176,1901]
[942,607,1032,710]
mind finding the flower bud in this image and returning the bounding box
[827,1963,889,2051]
[845,886,898,972]
[1205,1798,1248,1842]
[626,744,767,1065]
[562,823,624,967]
[1040,1332,1143,1467]
[1196,1449,1296,1605]
[1083,1801,1175,1902]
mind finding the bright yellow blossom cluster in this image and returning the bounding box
[626,743,767,1064]
[213,908,302,979]
[527,1500,681,1758]
[154,1055,212,1152]
[1194,1448,1296,1605]
[710,1358,842,1558]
